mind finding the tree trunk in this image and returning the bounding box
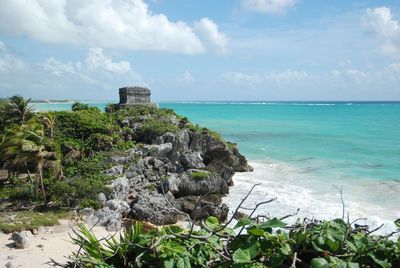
[38,164,46,203]
[25,161,33,184]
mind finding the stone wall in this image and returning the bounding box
[119,86,151,105]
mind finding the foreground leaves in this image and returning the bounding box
[69,217,400,268]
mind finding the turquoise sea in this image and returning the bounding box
[34,101,400,232]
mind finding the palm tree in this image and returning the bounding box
[0,122,60,202]
[4,95,34,125]
[39,112,56,139]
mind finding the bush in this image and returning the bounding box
[47,152,112,208]
[72,102,100,112]
[70,216,400,267]
[136,119,178,143]
[54,110,113,141]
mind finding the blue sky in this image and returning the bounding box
[0,0,399,101]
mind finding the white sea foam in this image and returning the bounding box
[223,159,400,235]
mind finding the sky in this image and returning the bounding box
[0,0,399,101]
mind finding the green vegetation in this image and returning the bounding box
[4,96,398,267]
[191,171,210,180]
[0,210,71,233]
[70,216,400,267]
[0,97,205,214]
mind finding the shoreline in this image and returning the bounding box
[223,160,400,236]
[0,220,114,268]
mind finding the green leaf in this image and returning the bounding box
[176,256,191,268]
[369,254,392,268]
[232,248,252,264]
[247,227,265,237]
[234,218,255,229]
[168,225,184,234]
[205,216,220,229]
[247,241,261,259]
[259,218,286,230]
[394,219,400,228]
[310,258,329,268]
[346,262,360,268]
[164,258,175,268]
[279,243,292,256]
[326,238,340,252]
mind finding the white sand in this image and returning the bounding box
[0,220,115,268]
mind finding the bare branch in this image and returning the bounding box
[280,208,300,220]
[366,223,384,235]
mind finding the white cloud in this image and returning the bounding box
[86,48,131,74]
[0,42,26,73]
[364,7,400,57]
[0,46,143,99]
[222,69,309,85]
[42,58,76,77]
[0,0,228,55]
[194,18,228,54]
[241,0,298,15]
[0,41,6,52]
[177,70,195,83]
[331,69,367,84]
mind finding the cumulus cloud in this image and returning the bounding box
[194,18,228,54]
[364,7,400,57]
[0,0,228,55]
[241,0,298,15]
[0,45,142,98]
[42,58,76,77]
[85,48,131,74]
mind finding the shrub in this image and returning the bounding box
[54,110,113,141]
[47,152,112,208]
[70,216,400,267]
[72,102,100,112]
[136,119,178,143]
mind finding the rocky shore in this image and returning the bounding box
[86,107,253,230]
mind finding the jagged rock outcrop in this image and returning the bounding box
[90,107,252,227]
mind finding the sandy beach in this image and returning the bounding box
[0,220,114,268]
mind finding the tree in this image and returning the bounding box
[39,112,56,139]
[3,95,34,125]
[0,122,60,202]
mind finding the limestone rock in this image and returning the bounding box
[90,207,122,231]
[131,193,184,225]
[180,151,205,169]
[11,232,30,249]
[98,192,107,207]
[105,165,124,176]
[111,177,129,200]
[5,261,15,268]
[79,207,95,220]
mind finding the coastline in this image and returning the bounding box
[223,160,400,235]
[0,220,113,267]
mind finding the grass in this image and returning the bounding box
[0,210,71,233]
[191,171,210,180]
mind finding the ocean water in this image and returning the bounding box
[34,101,400,233]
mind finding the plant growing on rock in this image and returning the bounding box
[68,185,400,267]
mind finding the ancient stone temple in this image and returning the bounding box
[119,86,156,107]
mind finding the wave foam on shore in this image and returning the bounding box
[223,160,400,235]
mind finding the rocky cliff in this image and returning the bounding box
[88,105,253,230]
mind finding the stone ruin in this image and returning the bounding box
[119,86,156,107]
